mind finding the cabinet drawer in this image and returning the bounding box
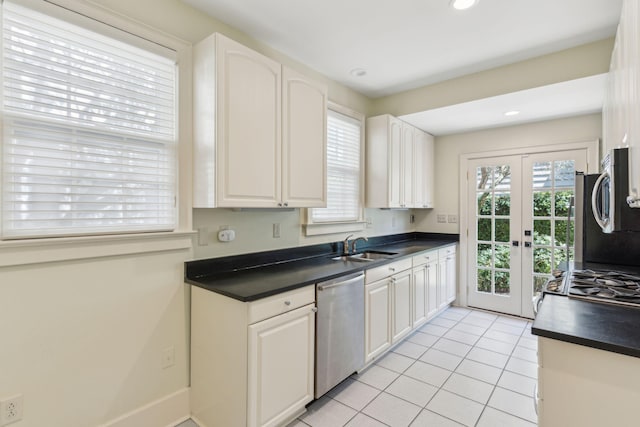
[438,245,457,259]
[248,285,315,324]
[366,258,412,284]
[412,250,437,267]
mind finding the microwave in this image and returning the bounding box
[591,148,640,233]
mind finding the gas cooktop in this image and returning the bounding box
[568,269,640,308]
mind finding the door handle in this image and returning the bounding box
[512,240,519,247]
[524,242,532,248]
[591,172,609,230]
[317,274,364,291]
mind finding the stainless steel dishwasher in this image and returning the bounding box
[315,272,365,398]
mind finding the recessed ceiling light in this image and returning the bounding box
[350,68,367,77]
[451,0,479,10]
[504,110,520,116]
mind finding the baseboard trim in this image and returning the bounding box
[99,388,190,427]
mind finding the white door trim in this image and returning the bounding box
[457,140,599,309]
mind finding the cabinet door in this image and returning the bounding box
[282,67,327,208]
[438,255,448,310]
[401,123,414,208]
[216,35,282,207]
[412,266,427,328]
[412,128,434,209]
[413,130,426,208]
[365,279,391,363]
[247,304,315,427]
[388,117,403,208]
[391,270,412,343]
[446,249,457,303]
[426,259,439,318]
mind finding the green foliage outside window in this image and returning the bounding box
[476,189,574,294]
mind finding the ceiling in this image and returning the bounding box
[184,0,622,134]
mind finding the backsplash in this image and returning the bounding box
[192,208,414,259]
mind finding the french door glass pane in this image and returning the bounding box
[531,160,576,294]
[476,165,511,296]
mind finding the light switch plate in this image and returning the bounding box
[197,228,208,246]
[448,214,458,223]
[437,214,447,223]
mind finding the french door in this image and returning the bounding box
[466,149,587,318]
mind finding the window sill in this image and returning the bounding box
[303,221,365,236]
[0,231,195,267]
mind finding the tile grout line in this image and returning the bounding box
[296,307,537,427]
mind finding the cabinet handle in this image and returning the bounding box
[389,267,396,272]
[278,203,283,207]
[284,300,291,306]
[311,307,318,313]
[283,202,289,207]
[424,256,430,260]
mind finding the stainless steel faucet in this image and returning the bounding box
[350,236,369,254]
[342,234,354,255]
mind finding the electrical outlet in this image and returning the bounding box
[0,394,23,426]
[161,346,175,369]
[410,214,415,224]
[437,214,447,223]
[272,223,280,238]
[447,214,458,224]
[365,218,373,229]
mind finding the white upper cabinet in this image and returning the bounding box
[604,0,640,207]
[401,123,414,208]
[282,67,327,207]
[193,33,327,208]
[413,129,435,208]
[216,35,282,208]
[366,114,434,208]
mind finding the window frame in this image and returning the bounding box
[0,0,194,265]
[304,102,365,236]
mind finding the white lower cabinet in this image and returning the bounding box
[364,247,458,365]
[538,337,640,427]
[191,285,315,427]
[364,258,412,363]
[364,278,391,363]
[436,245,457,309]
[391,269,413,343]
[412,264,427,328]
[248,305,315,427]
[412,250,439,322]
[442,245,457,304]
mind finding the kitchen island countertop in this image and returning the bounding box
[532,294,640,358]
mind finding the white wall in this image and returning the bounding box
[0,248,192,427]
[414,113,603,234]
[0,1,372,426]
[0,1,610,426]
[192,208,414,259]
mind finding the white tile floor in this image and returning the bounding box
[290,306,537,427]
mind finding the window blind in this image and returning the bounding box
[1,1,177,239]
[311,109,362,223]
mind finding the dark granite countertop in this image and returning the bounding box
[185,233,458,302]
[532,294,640,358]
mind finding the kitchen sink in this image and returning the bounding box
[331,251,397,262]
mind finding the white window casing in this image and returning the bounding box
[1,0,178,239]
[305,103,364,235]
